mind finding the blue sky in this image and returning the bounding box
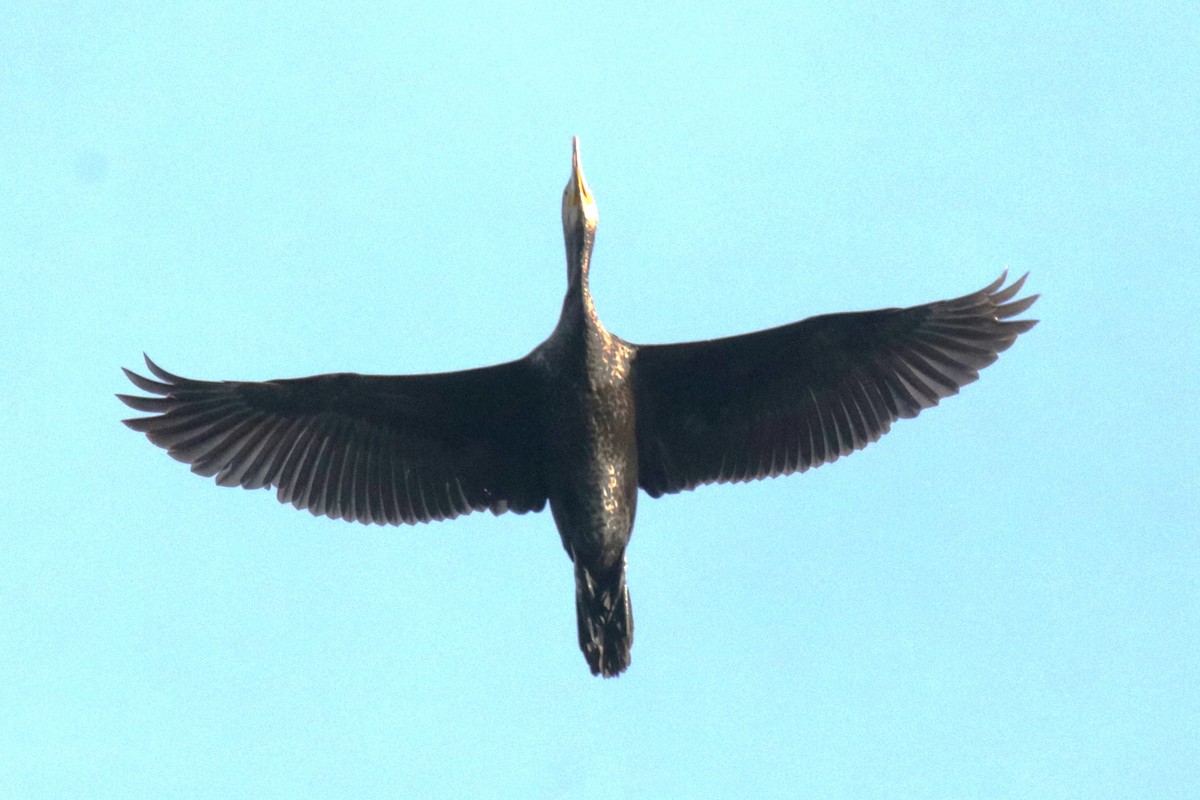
[3,2,1197,797]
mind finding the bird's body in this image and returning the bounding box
[535,321,638,569]
[120,138,1038,677]
[532,272,640,674]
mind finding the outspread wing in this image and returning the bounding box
[632,272,1038,497]
[118,355,546,525]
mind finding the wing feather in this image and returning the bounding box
[119,354,546,525]
[634,273,1038,497]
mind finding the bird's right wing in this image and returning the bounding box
[632,273,1038,497]
[119,355,546,525]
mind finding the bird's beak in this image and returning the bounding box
[567,136,595,210]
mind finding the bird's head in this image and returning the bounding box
[562,136,598,236]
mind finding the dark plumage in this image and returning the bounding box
[119,138,1038,677]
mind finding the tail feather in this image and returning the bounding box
[574,560,634,677]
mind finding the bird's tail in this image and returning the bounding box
[574,559,634,678]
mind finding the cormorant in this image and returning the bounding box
[119,137,1038,677]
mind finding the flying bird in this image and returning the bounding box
[119,137,1038,677]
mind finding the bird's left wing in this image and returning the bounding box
[632,273,1037,497]
[119,355,546,525]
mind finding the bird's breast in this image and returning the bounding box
[540,334,639,567]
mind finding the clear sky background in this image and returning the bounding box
[3,2,1197,798]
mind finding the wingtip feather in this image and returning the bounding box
[122,367,172,394]
[143,354,187,384]
[996,293,1039,319]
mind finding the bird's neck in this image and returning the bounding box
[558,227,604,341]
[549,230,609,364]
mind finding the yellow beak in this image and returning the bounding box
[567,136,595,209]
